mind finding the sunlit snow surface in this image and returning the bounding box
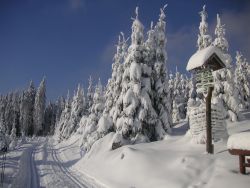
[4,111,250,188]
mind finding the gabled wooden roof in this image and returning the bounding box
[186,46,226,72]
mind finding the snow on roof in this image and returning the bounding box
[227,132,250,150]
[186,46,225,71]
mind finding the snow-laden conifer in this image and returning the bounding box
[234,51,250,109]
[80,79,105,151]
[111,6,172,149]
[86,76,94,114]
[20,81,36,136]
[33,78,46,135]
[213,14,241,121]
[55,92,71,142]
[152,5,173,131]
[62,84,85,139]
[197,5,212,50]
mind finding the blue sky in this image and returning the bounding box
[1,0,250,100]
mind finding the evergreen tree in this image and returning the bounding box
[80,79,105,151]
[152,5,172,131]
[56,92,71,141]
[101,34,127,131]
[235,51,250,109]
[86,76,94,114]
[197,5,212,50]
[44,102,57,135]
[111,6,172,149]
[33,78,46,135]
[213,14,241,121]
[62,84,85,139]
[20,81,36,136]
[55,96,65,126]
[110,33,128,124]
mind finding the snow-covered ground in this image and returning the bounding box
[3,137,104,188]
[3,111,250,188]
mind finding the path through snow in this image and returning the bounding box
[6,137,102,188]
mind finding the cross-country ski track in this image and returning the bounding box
[9,137,103,188]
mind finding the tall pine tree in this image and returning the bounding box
[33,78,46,135]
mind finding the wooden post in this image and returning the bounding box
[206,87,214,154]
[239,155,246,174]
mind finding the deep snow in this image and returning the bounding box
[3,111,250,188]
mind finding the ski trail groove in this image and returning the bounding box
[30,144,40,188]
[49,142,88,188]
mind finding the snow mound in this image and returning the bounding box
[186,46,225,71]
[227,132,250,150]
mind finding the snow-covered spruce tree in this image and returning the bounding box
[55,92,71,142]
[0,122,8,150]
[33,77,46,135]
[20,81,36,136]
[152,5,172,131]
[78,34,128,150]
[0,91,21,137]
[98,35,125,135]
[54,96,65,128]
[197,5,212,50]
[234,51,250,109]
[80,79,105,151]
[86,76,94,114]
[44,102,57,135]
[109,33,128,124]
[111,7,172,149]
[62,84,85,139]
[3,93,14,134]
[103,35,123,118]
[12,92,21,136]
[171,70,190,122]
[213,14,241,121]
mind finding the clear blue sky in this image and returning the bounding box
[1,0,249,100]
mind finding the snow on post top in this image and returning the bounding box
[186,46,226,71]
[227,132,250,150]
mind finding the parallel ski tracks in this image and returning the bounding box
[49,143,89,188]
[29,143,40,188]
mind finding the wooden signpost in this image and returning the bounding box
[186,46,226,154]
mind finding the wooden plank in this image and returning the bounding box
[228,149,250,155]
[243,163,250,167]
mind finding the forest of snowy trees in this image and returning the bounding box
[1,5,250,152]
